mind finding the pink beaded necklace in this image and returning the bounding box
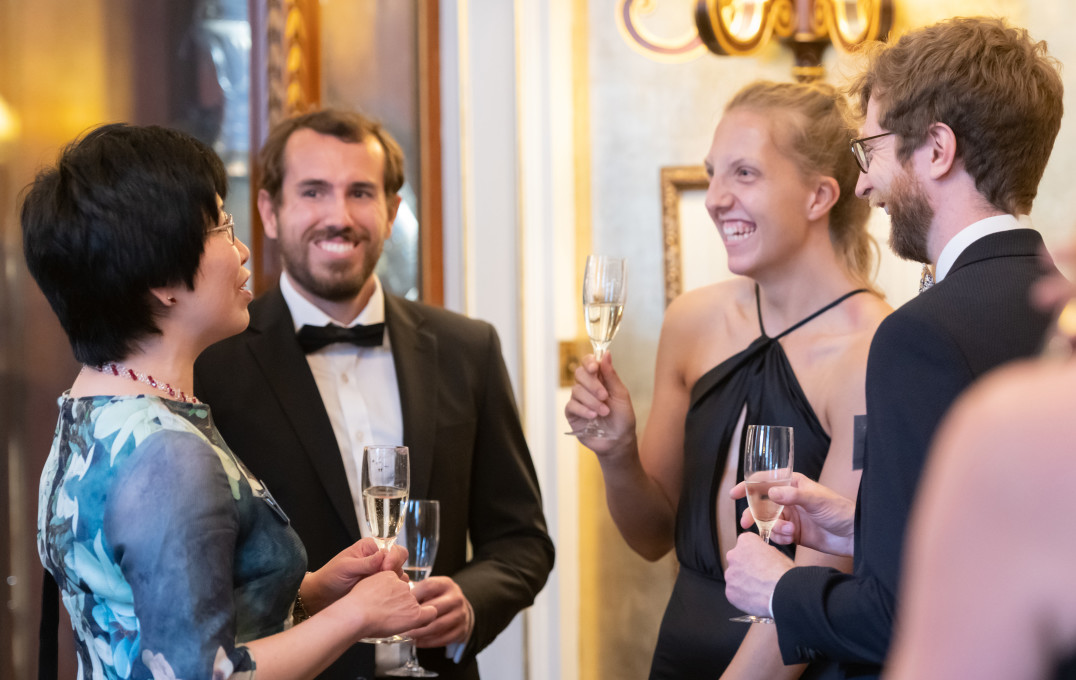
[90,362,201,404]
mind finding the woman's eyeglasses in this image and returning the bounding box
[207,211,235,244]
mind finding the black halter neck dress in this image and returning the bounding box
[648,286,867,680]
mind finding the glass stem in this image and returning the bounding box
[405,639,420,668]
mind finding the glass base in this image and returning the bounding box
[564,420,608,438]
[730,614,775,624]
[385,665,438,677]
[359,634,408,644]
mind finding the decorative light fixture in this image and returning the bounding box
[695,0,894,81]
[0,94,19,162]
[0,94,18,143]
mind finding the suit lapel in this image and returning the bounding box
[385,295,438,500]
[247,288,362,540]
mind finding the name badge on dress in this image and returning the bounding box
[257,481,292,524]
[852,414,867,471]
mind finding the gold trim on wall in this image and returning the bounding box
[251,0,321,293]
[660,165,709,307]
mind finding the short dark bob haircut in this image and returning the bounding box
[21,123,228,366]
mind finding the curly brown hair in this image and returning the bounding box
[849,16,1063,215]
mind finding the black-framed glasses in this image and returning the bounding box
[850,132,895,173]
[207,211,235,244]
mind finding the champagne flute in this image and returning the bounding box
[566,254,627,438]
[387,500,441,677]
[360,445,410,643]
[731,424,794,624]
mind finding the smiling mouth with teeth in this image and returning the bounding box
[316,239,357,254]
[721,220,756,242]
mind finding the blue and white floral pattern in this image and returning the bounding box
[39,395,306,679]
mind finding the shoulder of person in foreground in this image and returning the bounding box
[888,357,1076,680]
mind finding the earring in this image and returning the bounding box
[167,296,177,304]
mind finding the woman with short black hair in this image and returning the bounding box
[26,123,434,680]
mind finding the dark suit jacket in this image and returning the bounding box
[771,229,1057,679]
[194,287,555,680]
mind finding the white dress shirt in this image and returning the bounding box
[279,272,404,540]
[935,214,1028,282]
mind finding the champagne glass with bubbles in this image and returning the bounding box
[731,425,794,624]
[566,255,627,438]
[387,500,440,677]
[360,445,410,643]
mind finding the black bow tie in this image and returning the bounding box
[297,323,385,353]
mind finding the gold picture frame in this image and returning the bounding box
[660,165,710,307]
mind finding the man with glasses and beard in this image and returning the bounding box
[722,17,1064,679]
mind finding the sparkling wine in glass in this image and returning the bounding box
[387,500,441,677]
[360,445,410,643]
[731,424,794,624]
[566,255,627,438]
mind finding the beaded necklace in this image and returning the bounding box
[89,362,201,404]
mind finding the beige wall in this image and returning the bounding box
[578,2,1076,678]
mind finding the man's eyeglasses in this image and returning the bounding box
[850,132,895,173]
[207,211,235,244]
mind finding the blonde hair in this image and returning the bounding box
[726,80,878,289]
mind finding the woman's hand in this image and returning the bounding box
[302,538,409,613]
[564,351,638,453]
[345,571,437,641]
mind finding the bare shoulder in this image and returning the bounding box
[660,278,757,385]
[801,291,890,373]
[798,291,891,430]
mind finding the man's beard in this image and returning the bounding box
[887,170,934,265]
[278,226,382,302]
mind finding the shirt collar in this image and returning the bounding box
[279,271,386,331]
[934,214,1027,282]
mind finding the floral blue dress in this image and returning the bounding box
[37,394,307,679]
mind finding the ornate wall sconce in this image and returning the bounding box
[695,0,893,81]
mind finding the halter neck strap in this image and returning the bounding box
[755,283,870,340]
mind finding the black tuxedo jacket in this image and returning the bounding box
[771,229,1057,679]
[194,286,555,680]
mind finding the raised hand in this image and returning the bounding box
[564,351,637,451]
[730,472,855,557]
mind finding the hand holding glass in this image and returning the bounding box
[731,425,794,624]
[566,254,627,438]
[360,445,410,643]
[387,500,441,677]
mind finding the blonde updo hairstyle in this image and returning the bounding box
[725,80,878,290]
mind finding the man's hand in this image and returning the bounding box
[724,533,795,618]
[731,473,855,557]
[406,576,474,648]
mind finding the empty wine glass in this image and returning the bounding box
[566,254,627,438]
[730,425,794,624]
[387,500,441,677]
[360,445,410,643]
